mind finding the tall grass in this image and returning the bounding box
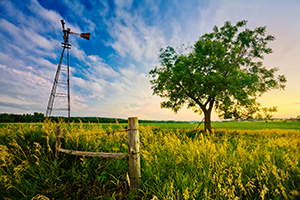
[140,128,299,199]
[0,122,299,199]
[0,122,129,199]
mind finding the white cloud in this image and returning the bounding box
[0,64,7,69]
[0,95,35,106]
[28,0,62,30]
[28,0,83,35]
[0,52,25,69]
[23,28,56,50]
[72,77,104,99]
[106,7,165,63]
[62,0,96,33]
[63,0,84,16]
[114,0,133,10]
[29,56,57,70]
[87,55,120,78]
[0,63,52,112]
[87,55,98,62]
[71,46,86,61]
[0,19,23,42]
[10,68,51,90]
[0,19,59,58]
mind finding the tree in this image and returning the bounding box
[256,106,278,122]
[33,112,45,122]
[149,20,286,132]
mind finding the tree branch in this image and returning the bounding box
[176,81,207,111]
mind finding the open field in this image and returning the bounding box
[1,120,300,130]
[1,122,299,199]
[141,120,300,130]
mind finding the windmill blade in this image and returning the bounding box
[70,32,90,40]
[80,33,90,40]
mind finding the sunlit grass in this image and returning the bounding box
[140,127,300,199]
[0,121,299,199]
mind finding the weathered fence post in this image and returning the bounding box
[128,117,141,197]
[55,126,61,156]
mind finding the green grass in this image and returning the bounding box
[140,120,300,130]
[211,120,300,130]
[1,120,299,130]
[1,121,299,199]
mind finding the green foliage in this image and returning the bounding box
[140,127,300,199]
[0,112,199,124]
[256,106,278,122]
[149,20,287,132]
[0,113,130,124]
[1,122,300,199]
[0,113,45,123]
[211,120,300,130]
[0,122,129,199]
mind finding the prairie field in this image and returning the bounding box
[0,121,299,199]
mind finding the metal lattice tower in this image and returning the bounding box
[46,20,90,122]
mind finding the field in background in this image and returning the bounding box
[1,121,299,199]
[141,120,300,130]
[1,120,299,130]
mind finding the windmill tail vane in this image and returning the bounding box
[46,20,91,123]
[79,33,90,40]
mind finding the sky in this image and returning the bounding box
[0,0,299,121]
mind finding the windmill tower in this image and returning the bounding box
[46,20,90,122]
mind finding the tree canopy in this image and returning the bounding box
[149,20,287,132]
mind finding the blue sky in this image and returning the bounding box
[0,0,299,121]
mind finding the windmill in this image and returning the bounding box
[46,20,90,122]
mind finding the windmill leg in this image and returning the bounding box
[46,47,66,118]
[67,48,70,123]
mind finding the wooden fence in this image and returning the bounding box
[55,117,141,197]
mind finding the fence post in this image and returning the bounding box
[128,117,141,197]
[55,126,61,156]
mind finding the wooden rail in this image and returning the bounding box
[55,117,141,198]
[55,126,127,159]
[57,148,127,159]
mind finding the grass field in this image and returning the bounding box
[141,120,300,130]
[1,120,299,130]
[1,121,299,199]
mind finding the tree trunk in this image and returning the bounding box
[204,109,212,133]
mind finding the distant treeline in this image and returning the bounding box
[0,113,194,123]
[0,113,45,123]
